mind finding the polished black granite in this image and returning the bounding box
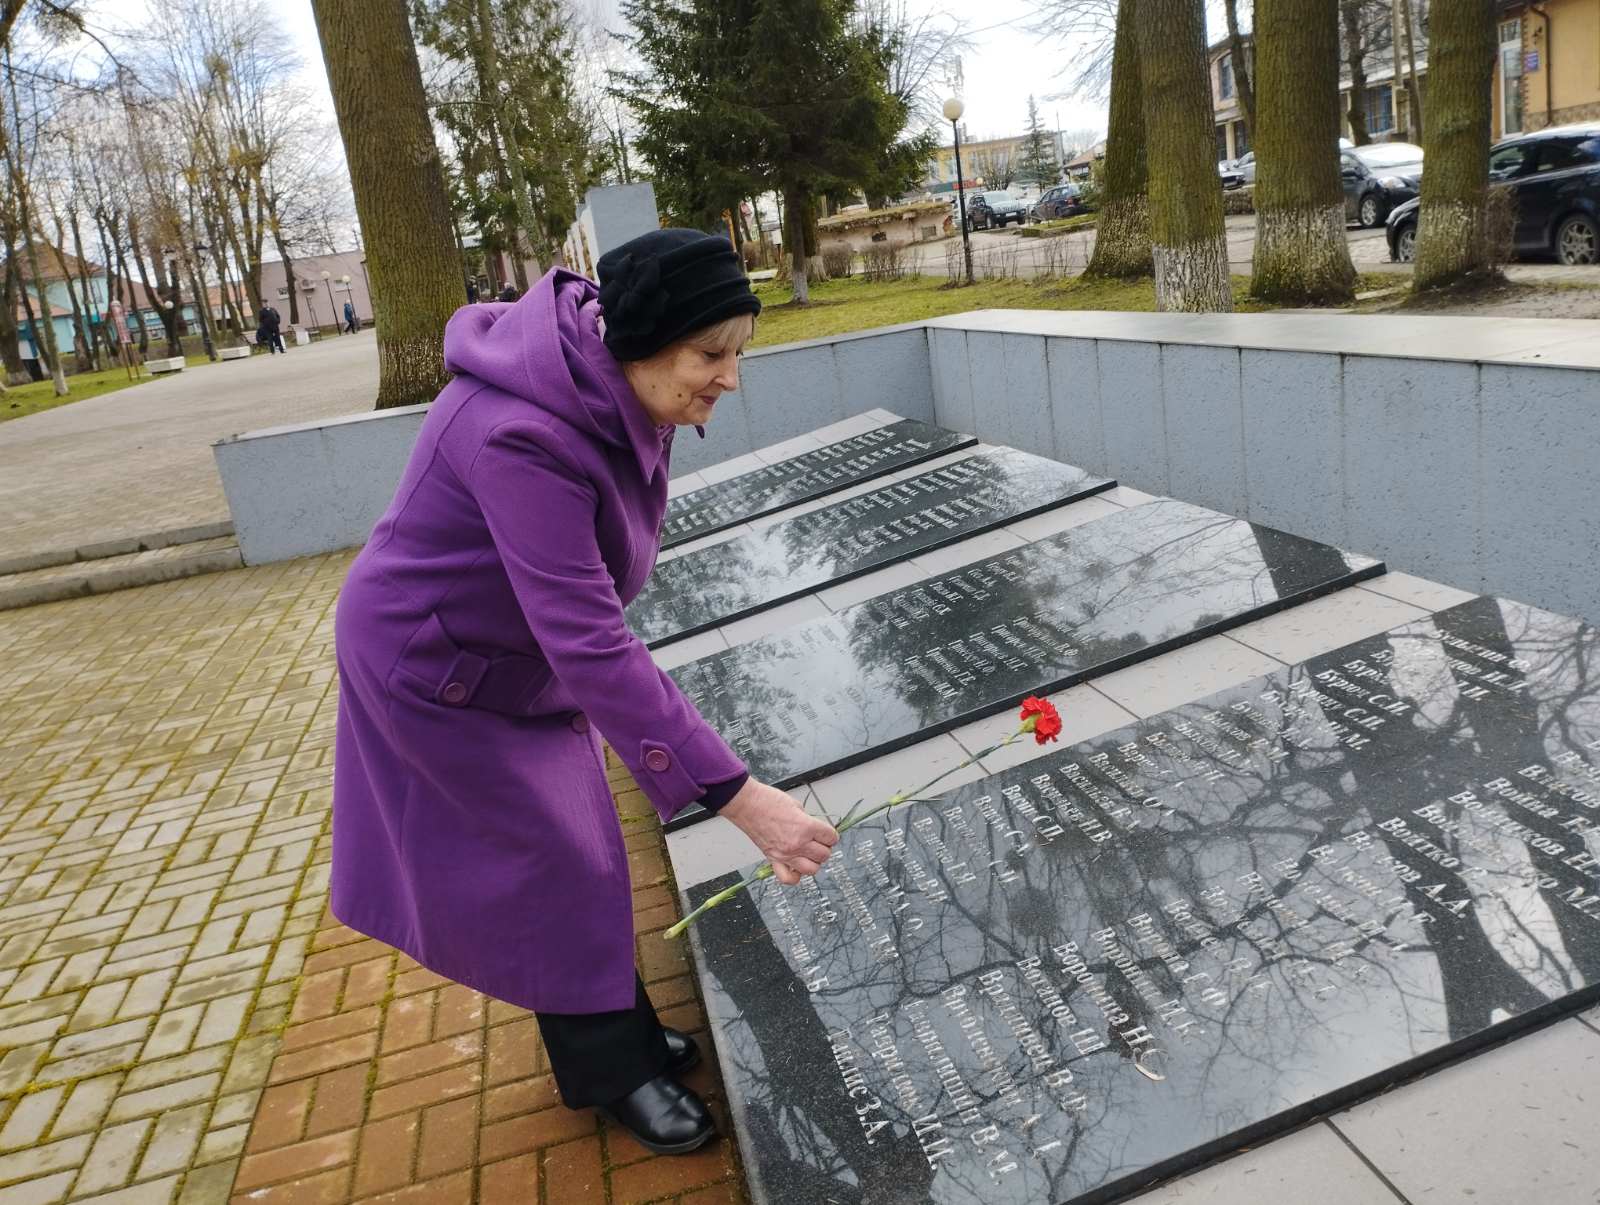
[687,594,1600,1205]
[665,499,1382,829]
[632,449,1112,648]
[663,419,977,549]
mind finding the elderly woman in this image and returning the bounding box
[330,229,838,1156]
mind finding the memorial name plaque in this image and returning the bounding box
[689,594,1600,1205]
[631,449,1113,647]
[664,419,976,549]
[665,500,1382,829]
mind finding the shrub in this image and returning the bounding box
[861,241,907,282]
[820,245,855,278]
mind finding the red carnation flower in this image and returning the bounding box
[1019,696,1063,744]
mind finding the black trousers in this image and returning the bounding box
[534,972,671,1107]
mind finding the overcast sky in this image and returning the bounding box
[274,0,1118,150]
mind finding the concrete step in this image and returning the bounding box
[0,534,243,610]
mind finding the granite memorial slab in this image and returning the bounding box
[687,593,1600,1205]
[632,449,1113,647]
[665,499,1383,829]
[663,419,976,549]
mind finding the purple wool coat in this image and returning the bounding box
[330,269,746,1013]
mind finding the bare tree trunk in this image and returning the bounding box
[0,244,24,380]
[1252,0,1357,305]
[311,0,464,408]
[271,225,301,325]
[1400,0,1423,141]
[1087,0,1154,278]
[67,205,106,370]
[1342,0,1371,145]
[51,212,94,372]
[1414,0,1497,290]
[1224,0,1256,142]
[785,184,810,303]
[1137,0,1232,311]
[3,63,67,394]
[475,0,540,286]
[1389,0,1409,139]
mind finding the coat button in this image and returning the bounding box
[644,749,671,772]
[441,682,468,705]
[570,714,590,734]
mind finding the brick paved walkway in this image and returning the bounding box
[0,335,378,563]
[0,553,748,1204]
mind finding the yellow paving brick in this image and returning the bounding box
[49,1074,122,1138]
[0,1086,65,1150]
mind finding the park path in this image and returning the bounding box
[0,334,379,565]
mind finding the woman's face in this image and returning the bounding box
[623,317,753,427]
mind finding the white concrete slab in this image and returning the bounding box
[908,528,1028,576]
[944,683,1140,775]
[815,560,930,613]
[807,733,989,823]
[1126,1122,1402,1205]
[751,431,825,465]
[1002,495,1123,543]
[1358,570,1479,613]
[1224,588,1428,666]
[808,412,888,442]
[650,627,727,671]
[653,522,755,562]
[1333,1015,1600,1205]
[865,408,904,423]
[1093,635,1285,719]
[665,813,761,889]
[1097,484,1163,508]
[666,471,707,499]
[718,595,833,646]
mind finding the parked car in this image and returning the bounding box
[1233,150,1256,184]
[1218,160,1245,190]
[1386,123,1600,266]
[1341,141,1424,227]
[966,190,1028,229]
[1030,183,1090,222]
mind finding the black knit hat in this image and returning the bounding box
[597,228,760,361]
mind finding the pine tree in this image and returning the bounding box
[311,0,463,408]
[1085,0,1152,279]
[1137,0,1230,309]
[1017,95,1057,190]
[1250,0,1356,304]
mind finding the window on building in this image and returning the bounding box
[1365,85,1394,135]
[1232,120,1251,159]
[1216,124,1230,163]
[1500,18,1524,135]
[1218,53,1234,101]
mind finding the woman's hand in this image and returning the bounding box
[718,778,839,885]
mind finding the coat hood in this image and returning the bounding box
[443,268,669,480]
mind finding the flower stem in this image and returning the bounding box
[662,725,1030,940]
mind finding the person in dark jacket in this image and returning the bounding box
[343,299,358,333]
[258,302,285,353]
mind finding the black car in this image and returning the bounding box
[1386,124,1600,266]
[1029,183,1089,222]
[1341,142,1424,227]
[966,190,1028,230]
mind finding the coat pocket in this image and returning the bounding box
[393,613,563,718]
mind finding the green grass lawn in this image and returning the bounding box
[750,271,1403,348]
[2,352,215,423]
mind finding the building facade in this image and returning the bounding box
[257,250,373,331]
[1492,1,1600,141]
[1209,36,1253,162]
[924,130,1071,192]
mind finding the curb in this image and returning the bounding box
[0,519,236,576]
[0,541,244,611]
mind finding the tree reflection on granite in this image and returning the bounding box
[687,596,1600,1205]
[662,419,977,549]
[668,500,1382,831]
[634,449,1111,647]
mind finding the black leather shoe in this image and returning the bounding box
[664,1026,700,1075]
[599,1074,716,1154]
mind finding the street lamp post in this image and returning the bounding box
[943,97,974,285]
[321,270,339,334]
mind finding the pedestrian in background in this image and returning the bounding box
[343,299,358,334]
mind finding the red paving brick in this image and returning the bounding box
[232,756,750,1203]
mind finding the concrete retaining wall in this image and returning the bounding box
[211,326,932,566]
[926,310,1600,623]
[211,305,1600,624]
